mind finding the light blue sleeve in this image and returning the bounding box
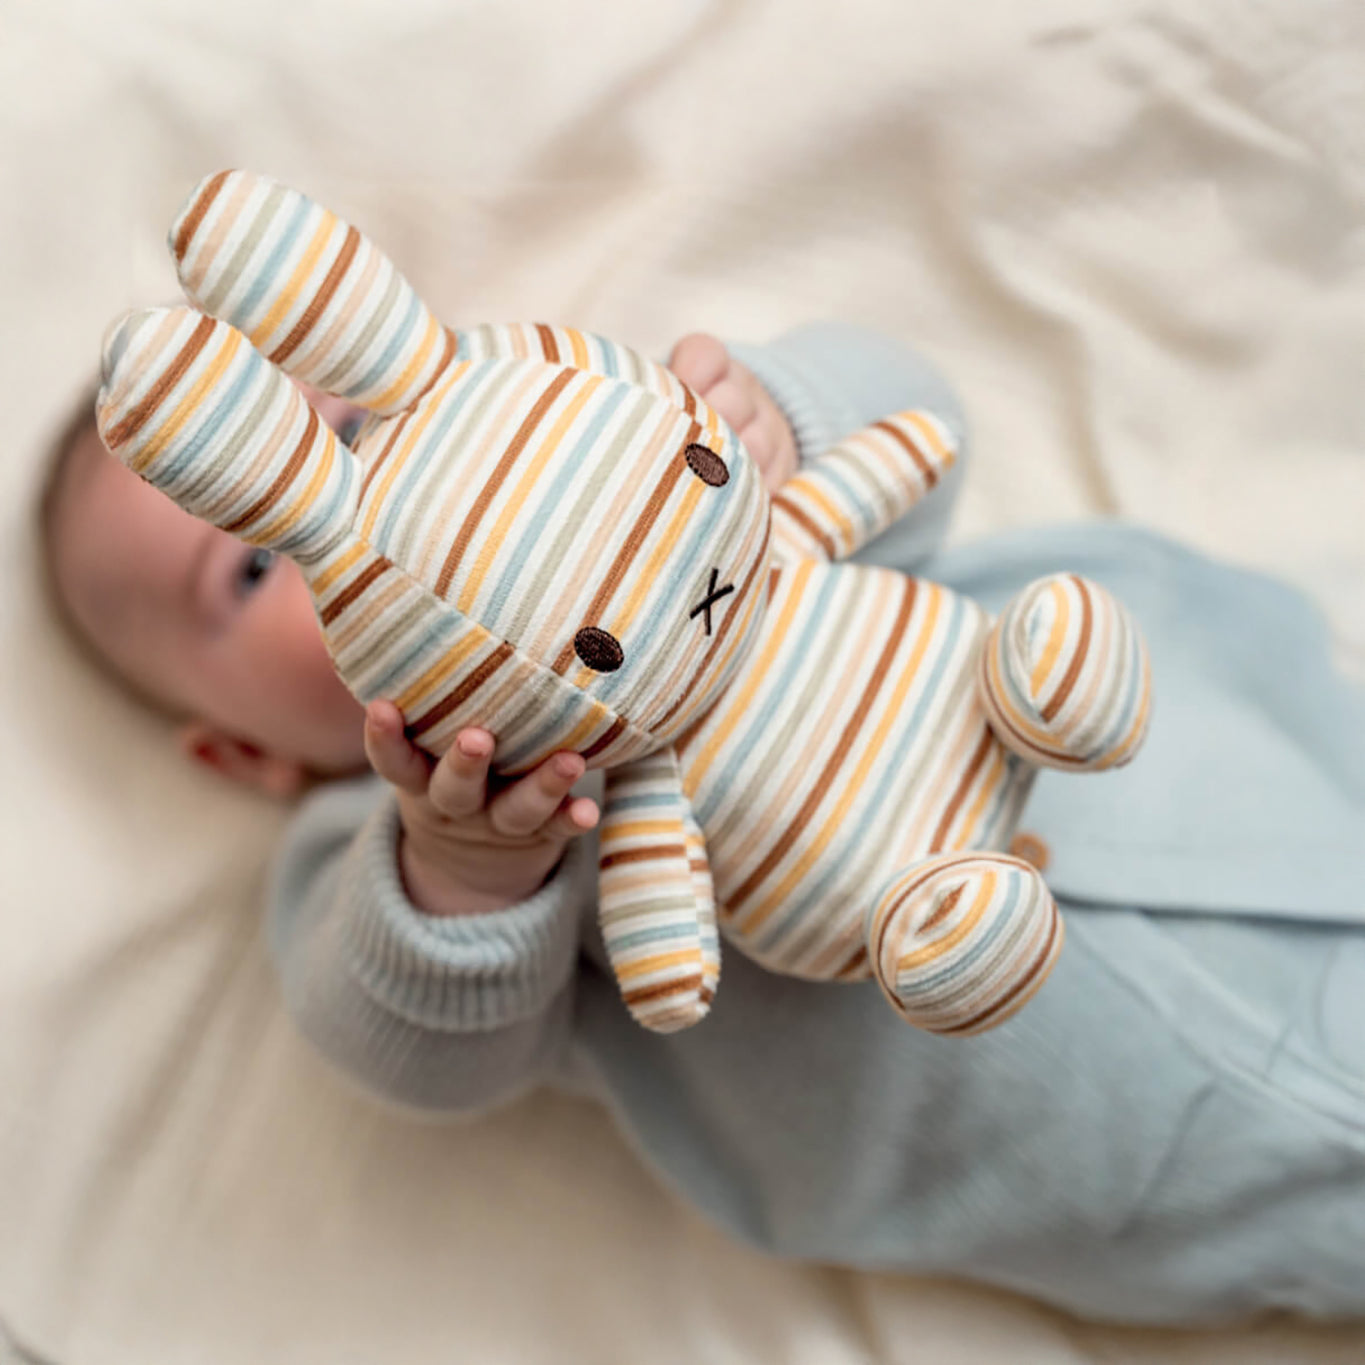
[266,775,594,1114]
[730,321,970,571]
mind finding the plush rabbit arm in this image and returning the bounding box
[597,747,719,1033]
[769,409,959,565]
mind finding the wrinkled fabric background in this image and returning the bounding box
[2,1,1363,1360]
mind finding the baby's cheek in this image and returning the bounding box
[263,566,365,744]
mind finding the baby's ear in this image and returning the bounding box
[169,169,454,416]
[97,305,359,562]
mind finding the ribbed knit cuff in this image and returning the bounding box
[730,323,969,466]
[339,794,586,1033]
[728,341,846,465]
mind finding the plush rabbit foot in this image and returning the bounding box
[866,852,1062,1035]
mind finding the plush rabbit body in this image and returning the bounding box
[98,172,1151,1036]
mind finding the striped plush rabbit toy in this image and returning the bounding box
[98,171,1152,1036]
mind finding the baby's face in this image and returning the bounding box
[51,388,370,776]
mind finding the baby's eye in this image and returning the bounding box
[235,547,275,597]
[336,413,364,446]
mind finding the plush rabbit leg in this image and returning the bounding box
[97,306,359,562]
[979,573,1152,772]
[598,747,719,1032]
[169,170,456,415]
[866,851,1063,1035]
[769,409,959,564]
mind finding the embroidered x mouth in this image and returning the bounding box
[689,567,735,636]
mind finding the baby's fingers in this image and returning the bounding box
[426,729,495,817]
[364,701,432,796]
[487,752,585,838]
[540,796,601,842]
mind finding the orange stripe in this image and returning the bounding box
[130,326,243,473]
[106,313,216,450]
[249,210,338,351]
[269,224,361,366]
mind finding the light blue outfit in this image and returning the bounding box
[269,324,1365,1324]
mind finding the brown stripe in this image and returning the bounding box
[983,675,1087,768]
[359,404,418,497]
[223,408,320,534]
[623,974,702,1008]
[832,945,868,979]
[406,641,516,740]
[920,881,966,931]
[929,730,994,852]
[873,418,936,486]
[871,863,960,965]
[171,170,231,263]
[407,326,459,409]
[771,491,837,557]
[534,323,560,363]
[1039,576,1093,723]
[435,367,576,596]
[581,715,627,763]
[269,224,361,367]
[551,416,702,674]
[940,902,1060,1036]
[319,556,387,626]
[730,579,919,909]
[600,842,687,870]
[104,313,217,449]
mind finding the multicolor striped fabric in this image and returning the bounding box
[97,169,1153,1035]
[979,572,1152,772]
[867,852,1062,1034]
[599,750,721,1032]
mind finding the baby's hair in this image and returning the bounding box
[35,381,187,722]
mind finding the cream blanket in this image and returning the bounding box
[2,0,1362,1359]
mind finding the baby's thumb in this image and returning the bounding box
[97,306,358,560]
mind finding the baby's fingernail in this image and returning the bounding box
[457,731,491,758]
[554,753,582,779]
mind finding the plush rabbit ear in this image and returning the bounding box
[168,169,455,416]
[97,305,359,562]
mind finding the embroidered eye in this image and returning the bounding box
[574,626,624,672]
[684,443,729,487]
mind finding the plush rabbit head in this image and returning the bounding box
[97,171,773,780]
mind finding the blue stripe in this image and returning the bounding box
[1087,614,1144,760]
[353,289,425,399]
[608,924,703,952]
[160,346,266,490]
[235,194,312,325]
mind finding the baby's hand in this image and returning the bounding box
[364,700,599,917]
[669,334,799,491]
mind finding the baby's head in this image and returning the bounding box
[40,383,370,795]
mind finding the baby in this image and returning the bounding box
[41,316,1365,1325]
